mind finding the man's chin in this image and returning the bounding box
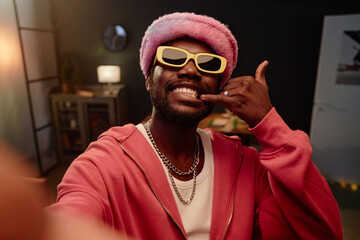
[157,105,213,128]
[150,92,215,128]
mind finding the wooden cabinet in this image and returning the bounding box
[50,85,127,163]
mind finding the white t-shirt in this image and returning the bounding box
[137,124,214,240]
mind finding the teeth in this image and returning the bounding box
[173,88,198,98]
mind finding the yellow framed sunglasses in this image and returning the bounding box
[154,46,227,74]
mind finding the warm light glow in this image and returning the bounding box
[339,181,347,189]
[97,65,121,83]
[350,183,359,192]
[0,29,23,70]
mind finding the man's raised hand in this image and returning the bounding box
[200,60,273,127]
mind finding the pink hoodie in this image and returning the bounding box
[50,108,342,239]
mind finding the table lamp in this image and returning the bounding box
[97,65,121,95]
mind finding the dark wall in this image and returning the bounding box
[50,0,360,133]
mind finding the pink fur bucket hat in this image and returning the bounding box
[140,12,238,87]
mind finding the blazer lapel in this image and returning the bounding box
[118,128,186,234]
[208,130,243,240]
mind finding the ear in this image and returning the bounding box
[145,76,152,92]
[146,64,155,91]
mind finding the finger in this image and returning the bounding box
[222,80,240,91]
[255,60,269,88]
[223,89,236,97]
[200,93,229,105]
[222,76,253,92]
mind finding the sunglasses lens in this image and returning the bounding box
[161,48,187,65]
[158,47,225,73]
[197,55,222,71]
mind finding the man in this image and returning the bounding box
[50,12,342,239]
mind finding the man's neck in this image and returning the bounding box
[148,112,203,181]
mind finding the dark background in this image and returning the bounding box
[50,0,360,133]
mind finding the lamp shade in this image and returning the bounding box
[97,65,121,83]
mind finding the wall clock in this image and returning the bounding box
[103,25,127,52]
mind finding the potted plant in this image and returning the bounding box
[59,53,74,93]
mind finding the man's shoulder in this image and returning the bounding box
[74,124,143,170]
[98,123,138,142]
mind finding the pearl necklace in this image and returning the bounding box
[144,120,199,205]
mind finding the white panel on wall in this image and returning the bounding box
[29,78,59,128]
[21,30,58,80]
[310,14,360,184]
[0,0,37,160]
[37,126,57,172]
[15,0,52,30]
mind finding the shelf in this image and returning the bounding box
[58,108,77,112]
[60,127,80,131]
[50,85,127,163]
[88,108,108,112]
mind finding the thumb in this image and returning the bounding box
[255,60,269,88]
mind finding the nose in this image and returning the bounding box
[177,60,202,81]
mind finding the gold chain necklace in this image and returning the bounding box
[144,120,199,204]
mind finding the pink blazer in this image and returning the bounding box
[50,108,342,239]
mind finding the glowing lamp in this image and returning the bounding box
[97,65,120,94]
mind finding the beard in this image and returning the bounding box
[149,80,215,128]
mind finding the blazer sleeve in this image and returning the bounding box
[47,142,115,225]
[250,107,343,240]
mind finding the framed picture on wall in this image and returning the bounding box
[336,30,360,85]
